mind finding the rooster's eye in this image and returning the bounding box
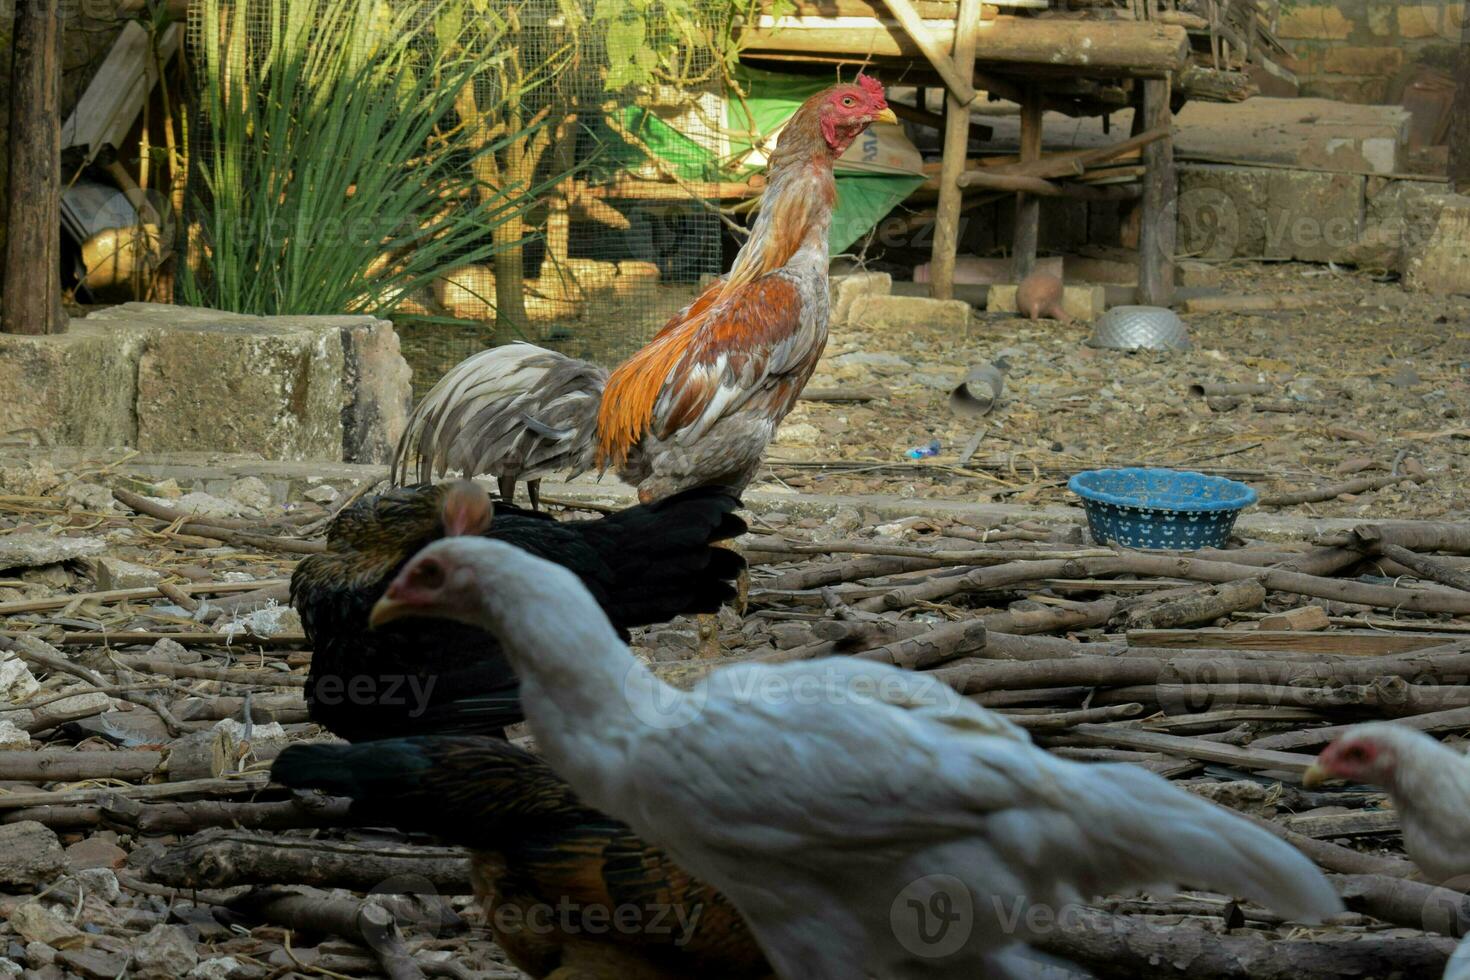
[842,96,855,107]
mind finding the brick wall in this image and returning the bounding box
[1280,0,1464,104]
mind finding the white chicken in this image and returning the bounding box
[371,537,1343,980]
[1304,722,1470,884]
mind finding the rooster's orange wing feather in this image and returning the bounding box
[597,277,816,467]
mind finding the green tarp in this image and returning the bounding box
[621,65,923,255]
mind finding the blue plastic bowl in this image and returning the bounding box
[1067,468,1258,551]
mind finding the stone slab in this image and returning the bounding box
[846,294,970,331]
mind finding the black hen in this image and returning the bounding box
[272,738,771,980]
[291,483,745,741]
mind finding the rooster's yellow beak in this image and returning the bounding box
[368,596,410,629]
[1301,762,1330,788]
[873,107,899,126]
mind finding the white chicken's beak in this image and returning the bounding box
[1301,762,1330,788]
[873,107,899,126]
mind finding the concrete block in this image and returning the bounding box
[0,320,152,447]
[989,284,1106,321]
[330,315,411,464]
[1398,3,1462,39]
[1404,194,1470,296]
[1177,165,1367,264]
[846,294,969,332]
[75,303,412,463]
[1278,5,1355,40]
[132,310,344,461]
[1323,45,1404,76]
[829,272,892,327]
[1353,178,1451,269]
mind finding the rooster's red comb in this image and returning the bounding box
[856,73,886,103]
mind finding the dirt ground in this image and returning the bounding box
[762,263,1470,522]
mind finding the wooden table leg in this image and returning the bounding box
[1010,83,1044,282]
[1136,76,1177,307]
[929,0,982,301]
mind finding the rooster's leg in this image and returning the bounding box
[527,478,542,512]
[496,474,516,506]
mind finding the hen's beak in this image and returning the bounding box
[1301,761,1330,788]
[873,107,899,126]
[369,596,410,629]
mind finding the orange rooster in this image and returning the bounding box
[393,76,897,507]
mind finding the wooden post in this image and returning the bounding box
[1450,5,1470,193]
[1010,84,1043,282]
[3,0,69,334]
[929,0,982,301]
[1136,76,1177,307]
[880,0,979,106]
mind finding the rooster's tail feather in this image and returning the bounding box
[392,343,607,487]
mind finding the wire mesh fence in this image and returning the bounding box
[184,0,729,400]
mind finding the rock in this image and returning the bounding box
[63,838,126,872]
[0,825,64,888]
[1174,260,1222,288]
[55,949,128,980]
[23,944,54,967]
[61,483,114,514]
[85,556,161,590]
[829,506,862,533]
[39,691,112,717]
[829,351,912,375]
[0,534,105,571]
[148,637,202,665]
[71,869,120,904]
[0,721,30,751]
[220,604,302,640]
[226,477,273,513]
[0,462,60,497]
[187,958,246,980]
[0,959,18,979]
[155,492,242,520]
[19,565,71,589]
[132,924,199,980]
[6,905,82,949]
[829,272,892,327]
[303,485,340,504]
[775,422,821,447]
[0,661,40,702]
[846,294,969,332]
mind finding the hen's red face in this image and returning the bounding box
[1304,735,1391,787]
[817,74,897,154]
